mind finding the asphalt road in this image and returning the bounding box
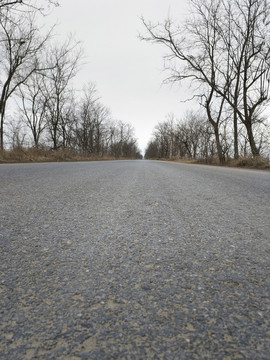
[0,160,270,359]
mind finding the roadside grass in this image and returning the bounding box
[226,156,270,170]
[1,148,269,169]
[0,147,131,163]
[154,156,270,170]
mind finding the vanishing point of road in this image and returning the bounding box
[0,160,270,359]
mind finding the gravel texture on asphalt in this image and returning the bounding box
[0,160,270,359]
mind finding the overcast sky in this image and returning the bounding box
[51,0,193,153]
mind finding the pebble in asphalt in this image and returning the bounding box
[0,160,270,359]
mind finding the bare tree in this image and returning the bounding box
[42,37,82,149]
[18,73,48,147]
[141,0,270,160]
[59,93,77,149]
[75,84,111,155]
[6,116,27,149]
[0,11,53,150]
[176,111,205,159]
[109,120,139,158]
[145,110,227,162]
[153,121,171,158]
[141,2,227,163]
[145,140,159,159]
[0,0,59,12]
[214,0,270,157]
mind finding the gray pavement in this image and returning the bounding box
[0,160,270,359]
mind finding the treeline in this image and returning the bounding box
[142,0,270,163]
[13,82,141,159]
[0,1,141,159]
[145,111,270,161]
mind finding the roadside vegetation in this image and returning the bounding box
[1,1,270,167]
[144,111,270,169]
[142,0,270,168]
[0,147,142,163]
[0,1,142,161]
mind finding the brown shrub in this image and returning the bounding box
[0,147,118,163]
[227,156,270,170]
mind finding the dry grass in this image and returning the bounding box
[0,147,122,163]
[158,156,221,165]
[156,155,270,170]
[226,156,270,170]
[1,149,269,169]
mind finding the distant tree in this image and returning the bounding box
[145,140,159,159]
[152,116,177,159]
[75,84,111,155]
[109,120,139,158]
[175,111,204,159]
[7,117,27,149]
[145,110,227,161]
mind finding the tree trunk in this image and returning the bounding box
[0,98,8,151]
[245,121,260,157]
[0,114,3,151]
[213,125,225,164]
[233,110,239,159]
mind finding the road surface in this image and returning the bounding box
[0,160,270,359]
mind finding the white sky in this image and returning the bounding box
[50,0,194,153]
